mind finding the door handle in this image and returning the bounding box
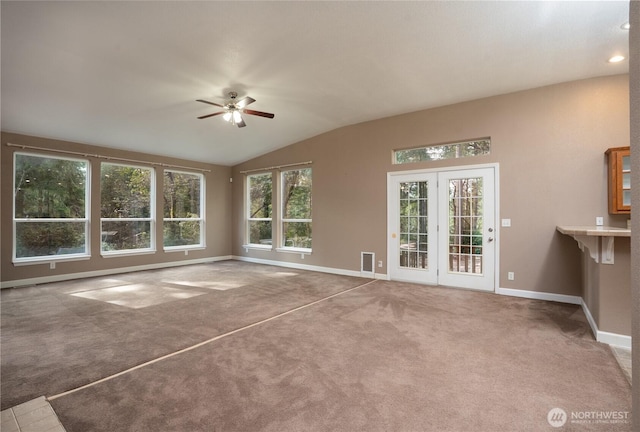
[487,237,494,242]
[488,228,494,232]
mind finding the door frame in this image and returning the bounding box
[386,163,500,291]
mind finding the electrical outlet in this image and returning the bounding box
[378,260,383,268]
[507,272,515,281]
[596,217,604,226]
[50,262,56,270]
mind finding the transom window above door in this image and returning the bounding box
[394,138,491,164]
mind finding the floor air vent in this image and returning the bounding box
[361,252,375,278]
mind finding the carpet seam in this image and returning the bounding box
[47,279,378,401]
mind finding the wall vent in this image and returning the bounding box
[361,252,375,278]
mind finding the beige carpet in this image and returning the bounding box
[1,262,632,431]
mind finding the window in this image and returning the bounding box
[281,168,312,250]
[163,170,204,249]
[101,163,154,254]
[246,173,273,247]
[394,139,491,164]
[13,152,89,262]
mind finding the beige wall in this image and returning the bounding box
[232,75,630,297]
[628,0,639,426]
[1,132,232,285]
[582,238,631,336]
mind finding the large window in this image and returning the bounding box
[101,163,154,254]
[281,168,312,250]
[246,173,273,247]
[163,170,204,249]
[13,153,90,262]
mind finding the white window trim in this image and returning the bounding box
[162,170,205,251]
[393,138,491,165]
[101,249,156,258]
[246,172,273,247]
[13,152,91,264]
[242,244,273,252]
[100,162,155,255]
[275,247,312,255]
[279,168,312,252]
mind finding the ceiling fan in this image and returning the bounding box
[196,92,275,128]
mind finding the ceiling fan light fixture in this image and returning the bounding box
[196,92,273,128]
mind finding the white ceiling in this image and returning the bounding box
[1,1,630,166]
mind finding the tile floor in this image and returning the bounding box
[0,396,66,432]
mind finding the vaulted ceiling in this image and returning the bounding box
[1,1,630,165]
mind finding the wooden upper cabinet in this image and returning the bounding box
[605,146,631,214]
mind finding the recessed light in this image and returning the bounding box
[621,22,630,30]
[608,55,625,63]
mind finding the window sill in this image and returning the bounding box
[164,246,206,253]
[13,254,91,266]
[242,244,274,252]
[276,247,312,255]
[101,249,156,258]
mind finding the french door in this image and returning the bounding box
[388,166,496,291]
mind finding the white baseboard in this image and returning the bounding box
[496,287,582,305]
[580,300,632,349]
[0,256,233,289]
[232,255,387,280]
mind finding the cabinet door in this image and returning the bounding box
[616,149,631,212]
[607,147,631,215]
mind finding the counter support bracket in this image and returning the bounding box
[570,235,614,265]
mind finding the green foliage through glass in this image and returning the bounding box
[247,173,272,245]
[164,171,203,247]
[282,168,312,249]
[14,153,88,260]
[395,139,490,164]
[100,163,153,252]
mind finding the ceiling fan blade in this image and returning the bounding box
[197,112,224,119]
[236,118,247,128]
[235,96,256,109]
[196,99,225,108]
[243,109,275,119]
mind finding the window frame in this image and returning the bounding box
[245,172,273,249]
[100,161,156,256]
[12,151,91,265]
[278,167,312,253]
[394,138,491,165]
[162,169,205,251]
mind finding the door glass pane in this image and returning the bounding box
[623,172,630,189]
[623,190,631,206]
[622,155,630,172]
[399,181,429,269]
[448,177,483,275]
